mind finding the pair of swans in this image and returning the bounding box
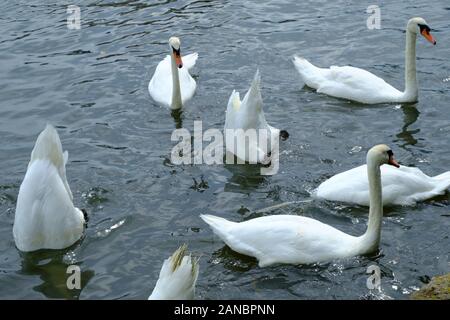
[201,146,450,267]
[14,125,199,299]
[292,17,449,206]
[148,37,287,164]
[201,145,400,266]
[150,17,436,109]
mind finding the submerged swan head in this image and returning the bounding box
[367,144,400,168]
[407,17,436,45]
[169,36,183,68]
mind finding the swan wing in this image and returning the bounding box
[293,56,403,104]
[148,55,173,107]
[178,66,197,104]
[318,66,402,103]
[183,52,198,71]
[316,164,442,206]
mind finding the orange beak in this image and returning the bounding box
[173,50,183,68]
[388,155,400,168]
[421,29,436,45]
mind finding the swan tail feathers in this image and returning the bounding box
[149,244,199,300]
[241,70,263,112]
[29,124,65,170]
[29,124,74,200]
[432,171,450,191]
[200,214,236,241]
[227,90,241,112]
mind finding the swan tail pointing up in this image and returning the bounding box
[241,69,263,113]
[249,69,261,97]
[149,244,199,300]
[200,214,237,242]
[29,124,73,200]
[227,90,241,111]
[29,124,65,169]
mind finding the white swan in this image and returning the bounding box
[224,70,288,165]
[148,37,197,109]
[13,124,85,252]
[315,163,450,206]
[201,145,399,267]
[149,244,199,300]
[293,17,436,104]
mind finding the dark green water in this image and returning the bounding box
[0,0,449,299]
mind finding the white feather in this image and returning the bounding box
[315,164,450,206]
[224,70,281,164]
[13,125,85,252]
[148,52,197,108]
[149,244,199,300]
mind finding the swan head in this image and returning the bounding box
[169,36,183,68]
[407,17,436,45]
[367,144,400,168]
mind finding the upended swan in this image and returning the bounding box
[224,70,288,165]
[148,37,197,109]
[315,163,450,206]
[293,17,436,104]
[201,145,399,266]
[13,124,86,252]
[149,244,199,300]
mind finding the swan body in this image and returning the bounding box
[201,145,398,267]
[224,70,287,164]
[293,17,436,104]
[149,244,199,300]
[148,37,197,109]
[315,164,450,206]
[13,124,85,252]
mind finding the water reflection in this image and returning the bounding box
[19,249,94,299]
[223,152,267,194]
[170,109,183,129]
[395,104,420,149]
[212,245,257,272]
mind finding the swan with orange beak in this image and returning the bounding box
[294,17,436,104]
[148,37,198,109]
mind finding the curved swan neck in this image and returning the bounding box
[171,53,182,109]
[403,28,418,101]
[361,158,383,252]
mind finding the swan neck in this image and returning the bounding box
[404,29,418,100]
[361,159,383,252]
[171,53,182,109]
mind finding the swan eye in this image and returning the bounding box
[386,150,393,157]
